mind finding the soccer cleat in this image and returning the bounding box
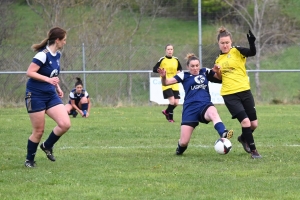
[250,150,262,159]
[162,110,169,121]
[40,143,56,161]
[175,147,183,155]
[168,119,175,123]
[222,129,233,139]
[237,135,251,153]
[72,110,78,118]
[24,160,36,168]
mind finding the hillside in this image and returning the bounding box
[1,1,300,105]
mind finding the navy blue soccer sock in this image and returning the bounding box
[26,139,39,161]
[214,122,226,137]
[43,131,61,149]
[81,103,88,111]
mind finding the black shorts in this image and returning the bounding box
[163,88,180,99]
[222,90,256,119]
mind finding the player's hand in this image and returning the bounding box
[47,77,60,86]
[56,88,64,98]
[157,68,166,77]
[247,30,256,44]
[212,64,221,73]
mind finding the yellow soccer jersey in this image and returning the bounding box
[215,47,250,96]
[158,56,181,91]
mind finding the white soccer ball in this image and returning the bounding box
[214,138,232,155]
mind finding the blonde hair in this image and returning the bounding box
[217,26,232,41]
[31,27,67,52]
[185,53,199,66]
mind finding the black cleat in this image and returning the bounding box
[40,143,56,161]
[237,135,251,153]
[251,150,262,159]
[175,147,183,155]
[72,110,78,118]
[24,160,36,168]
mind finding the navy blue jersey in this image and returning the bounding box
[68,89,89,106]
[26,46,61,94]
[174,68,215,105]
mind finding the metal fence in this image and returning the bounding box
[0,44,300,107]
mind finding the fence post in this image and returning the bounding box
[82,43,86,89]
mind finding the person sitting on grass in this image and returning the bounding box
[65,77,91,118]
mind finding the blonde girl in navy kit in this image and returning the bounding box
[24,27,71,167]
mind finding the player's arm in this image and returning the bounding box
[236,30,256,57]
[55,84,64,98]
[157,68,178,86]
[177,59,183,72]
[206,67,222,83]
[87,98,91,113]
[70,99,80,112]
[212,64,222,80]
[153,57,164,73]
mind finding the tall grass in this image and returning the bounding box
[1,105,300,199]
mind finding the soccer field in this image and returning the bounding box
[0,105,300,200]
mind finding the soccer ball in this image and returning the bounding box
[214,138,232,155]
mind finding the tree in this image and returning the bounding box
[222,0,298,101]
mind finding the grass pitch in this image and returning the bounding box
[0,105,300,200]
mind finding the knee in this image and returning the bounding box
[80,97,88,104]
[241,118,251,127]
[59,121,71,132]
[32,129,44,140]
[251,120,258,130]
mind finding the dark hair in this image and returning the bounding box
[31,27,67,52]
[185,53,199,66]
[165,44,173,50]
[75,77,83,87]
[217,26,232,41]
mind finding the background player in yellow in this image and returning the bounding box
[153,44,182,122]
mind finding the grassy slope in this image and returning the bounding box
[5,2,300,104]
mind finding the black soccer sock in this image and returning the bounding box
[26,139,39,161]
[166,104,176,120]
[242,127,256,151]
[43,131,61,149]
[176,142,187,155]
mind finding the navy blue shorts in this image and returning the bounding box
[181,102,214,126]
[25,91,63,113]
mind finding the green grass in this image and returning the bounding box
[1,105,300,199]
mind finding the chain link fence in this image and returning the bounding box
[0,43,300,107]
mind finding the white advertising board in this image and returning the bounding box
[150,77,224,105]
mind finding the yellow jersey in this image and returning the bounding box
[215,47,250,96]
[153,56,182,91]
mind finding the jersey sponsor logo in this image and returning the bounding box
[191,84,207,90]
[50,69,59,77]
[191,75,207,90]
[194,75,205,84]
